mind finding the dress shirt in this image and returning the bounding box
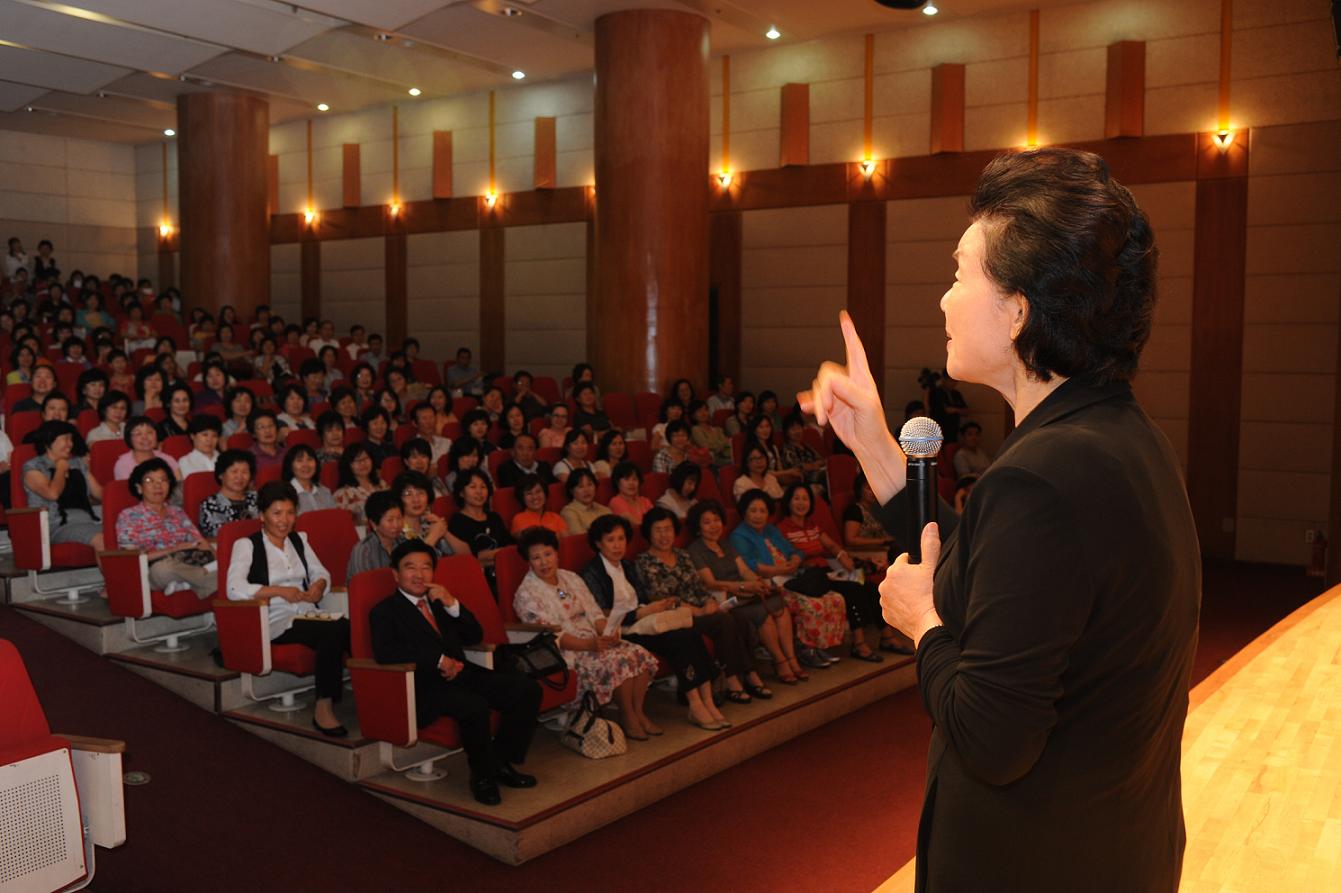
[177,449,218,479]
[226,531,332,638]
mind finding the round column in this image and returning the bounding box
[176,92,270,317]
[593,10,710,394]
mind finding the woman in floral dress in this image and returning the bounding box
[512,527,662,740]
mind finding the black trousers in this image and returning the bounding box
[692,611,755,679]
[273,618,350,701]
[626,628,719,693]
[829,579,882,630]
[417,667,542,779]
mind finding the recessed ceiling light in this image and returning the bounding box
[501,6,523,16]
[268,55,281,62]
[922,2,940,14]
[766,26,781,39]
[375,32,391,41]
[408,87,421,96]
[316,103,329,112]
[511,70,526,80]
[164,128,175,136]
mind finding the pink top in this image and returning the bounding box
[113,450,180,481]
[609,494,653,526]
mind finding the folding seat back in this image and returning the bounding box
[4,381,32,411]
[486,448,511,477]
[214,518,264,605]
[537,446,562,465]
[284,429,319,450]
[319,461,339,491]
[89,440,128,487]
[718,467,739,503]
[254,463,282,487]
[347,567,397,661]
[711,408,732,428]
[558,533,594,573]
[295,508,359,588]
[633,392,662,430]
[829,491,855,543]
[7,409,41,447]
[625,439,652,474]
[393,423,417,447]
[76,408,99,436]
[802,427,829,456]
[450,396,476,419]
[826,454,858,506]
[696,467,722,503]
[435,555,506,644]
[100,480,136,551]
[491,487,520,531]
[546,481,567,513]
[411,359,441,386]
[182,472,219,526]
[595,477,614,504]
[161,434,191,459]
[430,495,458,526]
[532,376,560,405]
[810,494,844,544]
[730,432,748,466]
[492,545,528,624]
[603,392,637,430]
[380,456,404,481]
[55,362,82,396]
[226,431,254,450]
[643,471,670,504]
[491,375,513,397]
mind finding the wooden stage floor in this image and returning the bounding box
[876,584,1341,893]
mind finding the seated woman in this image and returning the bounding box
[22,420,104,550]
[350,364,377,408]
[329,387,360,430]
[114,417,182,481]
[732,443,784,501]
[284,444,336,514]
[41,391,71,422]
[513,527,661,741]
[447,468,512,573]
[776,482,895,661]
[538,403,571,450]
[497,404,528,451]
[426,386,458,432]
[842,472,898,566]
[480,386,507,424]
[442,437,487,494]
[315,411,345,464]
[220,386,254,439]
[460,408,496,456]
[75,367,108,417]
[212,323,248,368]
[85,390,130,446]
[509,473,567,536]
[689,400,733,467]
[668,378,695,407]
[359,406,397,466]
[638,507,772,703]
[779,412,826,489]
[194,361,230,410]
[572,382,611,437]
[510,371,548,421]
[12,363,56,413]
[393,470,468,556]
[374,387,403,424]
[400,438,449,498]
[649,399,685,453]
[117,458,215,599]
[121,304,155,352]
[608,461,653,526]
[656,462,700,519]
[590,429,627,479]
[252,335,288,381]
[686,499,806,685]
[730,489,846,671]
[552,429,592,482]
[581,514,726,731]
[158,382,194,439]
[757,390,781,428]
[317,345,344,391]
[132,365,165,416]
[560,467,612,535]
[226,481,349,737]
[276,384,314,435]
[653,420,699,473]
[198,449,258,538]
[723,390,755,437]
[178,414,221,479]
[7,343,35,385]
[333,443,386,525]
[565,362,602,406]
[747,415,803,487]
[248,410,286,476]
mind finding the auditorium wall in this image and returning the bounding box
[502,222,586,383]
[133,141,177,287]
[269,243,300,324]
[407,229,480,363]
[0,130,138,280]
[318,237,384,338]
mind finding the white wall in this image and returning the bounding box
[502,222,585,381]
[407,229,479,361]
[318,237,384,337]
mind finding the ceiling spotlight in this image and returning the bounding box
[24,106,33,112]
[501,6,523,16]
[511,70,526,80]
[316,103,330,112]
[97,91,106,98]
[922,2,940,14]
[164,128,175,137]
[268,55,281,63]
[374,32,391,41]
[408,87,421,96]
[765,26,781,40]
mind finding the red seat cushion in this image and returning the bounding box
[271,644,317,676]
[51,543,97,568]
[149,589,213,619]
[539,676,577,714]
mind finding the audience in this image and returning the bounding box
[284,443,335,513]
[509,474,567,536]
[689,400,732,467]
[538,404,571,450]
[656,462,700,519]
[333,443,386,525]
[114,416,181,481]
[732,443,783,500]
[447,468,512,572]
[560,468,611,534]
[177,415,222,478]
[117,458,215,600]
[394,470,466,556]
[197,449,257,538]
[553,429,592,482]
[591,429,627,479]
[22,420,104,550]
[348,490,402,576]
[608,461,653,525]
[952,421,992,477]
[248,410,285,475]
[495,433,553,488]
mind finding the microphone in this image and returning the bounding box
[898,417,944,563]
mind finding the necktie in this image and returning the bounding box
[416,598,441,635]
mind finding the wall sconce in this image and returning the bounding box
[716,170,733,189]
[1212,129,1235,152]
[303,208,317,226]
[389,200,402,218]
[484,191,499,209]
[158,221,173,239]
[858,158,877,178]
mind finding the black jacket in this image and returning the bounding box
[369,590,485,726]
[879,374,1200,892]
[580,556,645,630]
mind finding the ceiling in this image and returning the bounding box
[0,0,1058,144]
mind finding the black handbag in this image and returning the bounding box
[784,566,835,598]
[497,632,570,691]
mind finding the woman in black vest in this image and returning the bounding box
[224,481,350,737]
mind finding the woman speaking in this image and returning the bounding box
[802,148,1200,892]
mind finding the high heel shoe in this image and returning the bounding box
[850,647,884,663]
[787,658,811,682]
[689,712,727,731]
[773,659,800,685]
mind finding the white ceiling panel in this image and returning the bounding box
[403,5,593,78]
[294,0,451,31]
[0,80,49,112]
[0,43,130,93]
[188,52,406,110]
[0,0,226,75]
[287,29,500,96]
[36,92,176,130]
[0,108,155,142]
[97,72,214,105]
[67,0,344,56]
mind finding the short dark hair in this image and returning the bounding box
[517,525,559,559]
[214,448,255,484]
[735,487,773,519]
[189,414,222,436]
[133,365,163,400]
[667,461,701,493]
[587,513,633,550]
[664,419,690,440]
[393,470,435,505]
[390,538,437,569]
[336,443,379,489]
[123,415,156,448]
[513,472,546,504]
[247,409,277,434]
[365,489,399,525]
[258,481,298,512]
[400,437,432,462]
[611,461,641,486]
[968,147,1157,385]
[128,457,177,500]
[564,467,598,498]
[299,358,324,379]
[98,389,131,418]
[686,499,725,538]
[281,443,319,482]
[316,410,343,436]
[780,481,815,518]
[640,505,680,540]
[451,467,493,506]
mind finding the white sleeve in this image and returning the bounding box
[227,538,262,600]
[299,532,332,588]
[0,430,12,465]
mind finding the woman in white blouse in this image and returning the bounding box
[226,481,348,737]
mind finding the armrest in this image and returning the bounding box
[97,549,140,559]
[57,734,127,754]
[99,550,150,619]
[213,598,266,608]
[7,506,50,571]
[347,659,418,747]
[505,622,559,644]
[463,643,495,670]
[6,507,43,516]
[346,658,414,672]
[463,643,497,653]
[210,599,271,674]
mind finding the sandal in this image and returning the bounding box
[787,657,811,682]
[724,689,753,704]
[744,681,774,700]
[773,659,800,685]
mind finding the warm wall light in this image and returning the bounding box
[922,2,939,15]
[389,200,402,217]
[158,221,173,238]
[765,26,780,40]
[1212,129,1235,152]
[859,158,877,177]
[717,170,733,189]
[303,208,317,225]
[484,191,499,208]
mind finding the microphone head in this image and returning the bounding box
[898,417,944,458]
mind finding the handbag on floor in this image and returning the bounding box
[560,692,627,759]
[496,632,571,691]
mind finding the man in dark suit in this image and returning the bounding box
[369,540,542,805]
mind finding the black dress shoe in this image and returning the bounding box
[311,719,348,738]
[470,775,502,806]
[496,765,538,789]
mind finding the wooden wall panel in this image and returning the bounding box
[432,130,453,199]
[1105,41,1146,139]
[1188,173,1249,561]
[534,117,557,189]
[847,201,886,390]
[300,239,320,323]
[1332,295,1341,585]
[779,83,810,167]
[267,154,279,217]
[930,64,965,155]
[479,225,505,373]
[385,225,407,347]
[342,144,361,208]
[709,211,743,386]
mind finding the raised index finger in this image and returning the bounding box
[839,311,874,386]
